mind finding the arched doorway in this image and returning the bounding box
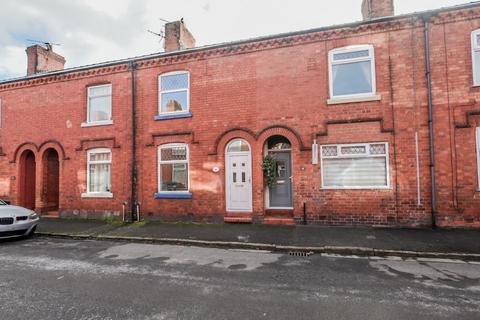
[225,139,252,212]
[19,150,36,209]
[265,135,293,209]
[42,148,60,212]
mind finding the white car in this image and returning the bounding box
[0,200,39,239]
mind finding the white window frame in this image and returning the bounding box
[477,127,480,191]
[83,148,113,198]
[328,45,376,100]
[158,71,190,115]
[84,84,113,126]
[472,29,480,86]
[320,142,390,190]
[157,143,190,193]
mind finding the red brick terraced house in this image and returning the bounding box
[0,0,480,228]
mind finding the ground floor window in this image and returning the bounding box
[87,148,112,194]
[321,142,389,189]
[158,143,189,192]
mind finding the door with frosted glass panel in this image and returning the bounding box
[226,154,252,212]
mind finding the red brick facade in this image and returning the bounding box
[0,2,479,227]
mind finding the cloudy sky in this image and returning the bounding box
[0,0,472,80]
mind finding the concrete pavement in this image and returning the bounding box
[36,218,480,260]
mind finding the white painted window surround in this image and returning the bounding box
[83,84,113,127]
[158,71,190,115]
[82,148,113,198]
[321,142,390,189]
[328,45,377,100]
[158,143,189,193]
[472,29,480,86]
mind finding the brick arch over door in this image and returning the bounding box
[210,125,309,156]
[11,140,68,163]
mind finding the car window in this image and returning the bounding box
[0,200,7,205]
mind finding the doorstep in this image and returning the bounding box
[263,217,296,225]
[41,211,60,218]
[224,212,253,223]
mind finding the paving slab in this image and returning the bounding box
[37,218,480,256]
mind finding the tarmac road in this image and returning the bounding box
[1,237,479,320]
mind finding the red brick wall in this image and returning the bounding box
[0,69,133,218]
[0,6,479,227]
[427,14,480,227]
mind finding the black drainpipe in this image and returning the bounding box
[422,15,437,228]
[130,62,138,222]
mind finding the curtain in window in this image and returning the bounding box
[323,157,387,187]
[89,151,111,192]
[89,96,111,122]
[89,163,111,192]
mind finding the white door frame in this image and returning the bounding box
[225,139,253,213]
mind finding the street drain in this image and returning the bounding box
[288,251,314,257]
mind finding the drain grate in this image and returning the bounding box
[288,251,314,257]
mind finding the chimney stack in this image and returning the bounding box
[26,44,66,76]
[164,19,196,52]
[361,0,394,20]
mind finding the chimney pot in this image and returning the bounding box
[362,0,394,20]
[26,44,66,76]
[164,20,196,52]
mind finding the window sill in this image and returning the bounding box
[81,192,114,199]
[154,192,192,199]
[154,112,192,121]
[81,120,113,127]
[327,95,382,105]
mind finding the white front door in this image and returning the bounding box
[226,153,252,212]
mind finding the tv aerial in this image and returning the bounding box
[26,39,61,50]
[147,18,171,45]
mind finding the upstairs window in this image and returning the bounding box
[329,45,376,99]
[158,144,189,192]
[321,142,389,189]
[87,148,112,195]
[472,30,480,86]
[87,84,112,124]
[159,71,189,114]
